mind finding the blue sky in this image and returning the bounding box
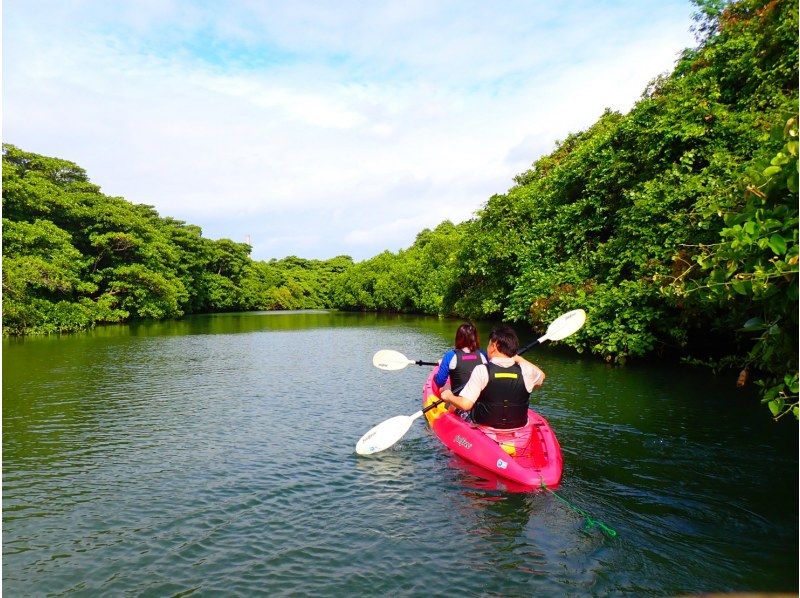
[3,1,698,261]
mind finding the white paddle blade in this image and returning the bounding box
[355,413,418,455]
[542,309,587,342]
[372,349,414,371]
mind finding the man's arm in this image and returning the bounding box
[439,387,474,411]
[439,364,488,410]
[512,355,545,390]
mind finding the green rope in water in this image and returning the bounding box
[541,482,617,538]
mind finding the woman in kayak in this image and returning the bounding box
[434,322,488,395]
[439,324,545,429]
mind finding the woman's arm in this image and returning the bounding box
[433,349,456,387]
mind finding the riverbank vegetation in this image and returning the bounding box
[2,155,353,332]
[3,0,796,418]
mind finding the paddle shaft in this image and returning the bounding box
[516,338,542,356]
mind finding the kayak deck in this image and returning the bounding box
[422,370,563,489]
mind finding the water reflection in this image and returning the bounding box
[3,311,797,596]
[353,447,422,482]
[2,310,474,342]
[447,455,544,494]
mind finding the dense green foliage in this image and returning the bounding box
[326,0,798,417]
[329,221,466,314]
[667,116,798,419]
[2,146,353,334]
[3,0,796,418]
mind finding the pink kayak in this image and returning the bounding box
[422,369,563,489]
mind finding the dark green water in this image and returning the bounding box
[3,311,797,596]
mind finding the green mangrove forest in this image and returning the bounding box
[3,0,797,419]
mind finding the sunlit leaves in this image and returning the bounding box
[327,221,466,315]
[672,114,798,419]
[1,144,358,333]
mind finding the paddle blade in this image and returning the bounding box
[372,349,413,371]
[543,309,587,341]
[355,414,416,455]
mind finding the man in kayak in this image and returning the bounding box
[439,324,545,429]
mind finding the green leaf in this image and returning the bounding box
[745,167,765,185]
[787,174,799,194]
[731,280,749,295]
[768,398,782,416]
[763,165,782,177]
[770,153,789,166]
[767,234,787,255]
[741,317,764,331]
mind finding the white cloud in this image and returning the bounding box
[3,1,696,261]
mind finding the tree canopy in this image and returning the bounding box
[2,146,354,334]
[3,0,797,418]
[328,0,798,418]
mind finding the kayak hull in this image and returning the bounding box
[422,370,563,489]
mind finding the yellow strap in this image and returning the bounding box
[494,372,518,379]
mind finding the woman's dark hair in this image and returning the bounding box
[489,324,519,356]
[454,323,480,352]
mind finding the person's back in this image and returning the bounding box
[440,324,545,430]
[470,360,530,428]
[434,323,487,393]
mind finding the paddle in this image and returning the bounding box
[372,350,438,371]
[355,309,587,455]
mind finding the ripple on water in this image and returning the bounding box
[3,316,797,596]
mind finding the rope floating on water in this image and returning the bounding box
[541,482,618,538]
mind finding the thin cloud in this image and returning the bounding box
[3,1,696,261]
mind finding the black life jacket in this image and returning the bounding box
[471,362,530,429]
[449,349,485,394]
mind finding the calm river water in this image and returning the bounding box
[3,311,797,596]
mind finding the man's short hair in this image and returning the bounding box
[489,324,519,356]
